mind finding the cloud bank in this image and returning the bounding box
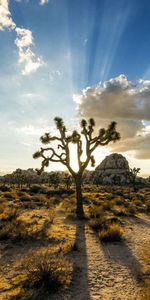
[0,0,44,74]
[74,75,150,159]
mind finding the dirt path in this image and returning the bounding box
[53,207,150,300]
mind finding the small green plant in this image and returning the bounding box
[99,223,123,242]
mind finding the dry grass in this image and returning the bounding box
[99,223,124,242]
[0,185,150,299]
[10,251,72,300]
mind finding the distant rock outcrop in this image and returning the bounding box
[93,153,130,185]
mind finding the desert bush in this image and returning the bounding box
[32,194,49,205]
[3,191,16,199]
[99,223,123,242]
[136,193,145,201]
[20,193,31,202]
[0,186,11,192]
[0,218,50,241]
[127,204,137,216]
[89,217,105,231]
[46,188,74,197]
[133,199,143,207]
[11,251,72,300]
[146,200,150,212]
[102,201,112,211]
[114,191,124,197]
[29,185,44,194]
[89,205,104,219]
[112,206,127,216]
[114,197,125,206]
[0,207,18,222]
[107,194,115,200]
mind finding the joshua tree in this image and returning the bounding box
[63,173,73,191]
[33,117,120,218]
[130,167,140,192]
[48,172,60,189]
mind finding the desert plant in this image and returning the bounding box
[146,200,150,212]
[89,217,105,231]
[127,204,137,216]
[99,223,123,242]
[12,252,72,300]
[89,205,104,219]
[33,117,120,218]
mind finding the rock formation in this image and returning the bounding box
[93,153,130,185]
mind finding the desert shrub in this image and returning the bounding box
[114,197,125,206]
[59,241,79,253]
[133,199,143,207]
[0,207,18,222]
[20,193,31,202]
[29,185,44,194]
[89,205,104,219]
[0,186,11,192]
[107,194,115,200]
[32,194,50,206]
[47,188,74,197]
[89,217,105,231]
[3,191,15,199]
[0,218,50,241]
[52,197,61,205]
[11,252,72,300]
[123,199,130,208]
[102,201,112,211]
[127,204,137,216]
[17,191,26,197]
[99,223,123,242]
[112,206,127,216]
[114,191,124,197]
[123,194,132,200]
[136,193,145,201]
[146,200,150,212]
[0,202,6,213]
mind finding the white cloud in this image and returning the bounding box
[16,125,50,136]
[0,1,44,74]
[39,0,49,5]
[15,27,32,48]
[74,74,150,159]
[0,0,16,30]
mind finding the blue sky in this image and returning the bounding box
[0,0,150,176]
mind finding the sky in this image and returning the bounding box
[0,0,150,176]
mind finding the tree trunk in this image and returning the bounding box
[74,174,84,219]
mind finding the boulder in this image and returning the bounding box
[93,153,130,185]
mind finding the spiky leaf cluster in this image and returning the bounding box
[40,133,51,144]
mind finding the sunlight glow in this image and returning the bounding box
[69,144,79,173]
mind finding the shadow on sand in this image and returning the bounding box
[69,220,91,300]
[101,239,144,282]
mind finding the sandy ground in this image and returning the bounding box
[54,207,150,300]
[0,205,149,300]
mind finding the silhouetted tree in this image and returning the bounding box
[48,172,60,188]
[130,167,140,192]
[33,117,120,218]
[63,173,73,190]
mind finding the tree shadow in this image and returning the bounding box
[69,220,91,300]
[131,216,150,228]
[101,239,144,282]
